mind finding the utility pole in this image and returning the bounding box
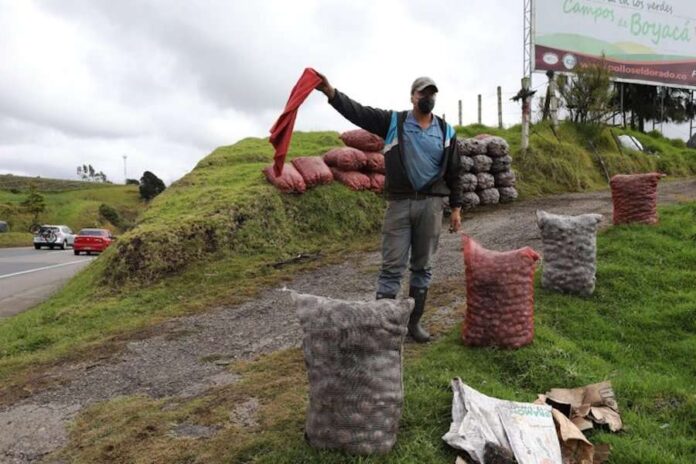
[497,86,503,129]
[123,155,128,184]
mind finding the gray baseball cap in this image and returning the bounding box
[411,76,438,94]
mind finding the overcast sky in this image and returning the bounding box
[0,0,693,185]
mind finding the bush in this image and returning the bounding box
[99,203,133,230]
[139,171,166,201]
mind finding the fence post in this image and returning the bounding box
[497,86,503,129]
[458,99,462,127]
[477,94,482,125]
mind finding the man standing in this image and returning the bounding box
[315,73,463,343]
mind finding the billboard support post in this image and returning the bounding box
[660,87,665,134]
[620,83,625,129]
[690,90,694,140]
[523,0,533,81]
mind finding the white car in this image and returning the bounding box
[33,225,75,250]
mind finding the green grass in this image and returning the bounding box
[50,202,696,463]
[0,232,32,248]
[0,185,144,239]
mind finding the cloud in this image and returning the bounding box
[0,0,692,187]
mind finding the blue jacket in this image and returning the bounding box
[329,90,463,207]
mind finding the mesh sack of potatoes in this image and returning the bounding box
[478,188,500,205]
[293,292,412,455]
[458,137,487,156]
[331,168,371,191]
[460,173,478,193]
[340,129,385,152]
[498,187,518,203]
[367,172,385,192]
[263,163,307,193]
[494,170,516,188]
[461,236,540,349]
[323,147,368,171]
[476,173,495,190]
[462,192,481,210]
[610,173,665,225]
[537,210,603,296]
[490,155,512,174]
[486,136,510,158]
[364,152,386,174]
[472,155,493,173]
[459,154,474,173]
[291,156,334,187]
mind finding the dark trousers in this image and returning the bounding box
[377,197,444,296]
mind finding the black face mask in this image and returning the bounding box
[417,96,435,114]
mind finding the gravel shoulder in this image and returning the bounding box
[1,178,695,463]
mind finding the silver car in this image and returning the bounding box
[33,225,75,250]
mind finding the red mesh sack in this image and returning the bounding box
[331,168,371,191]
[364,152,386,174]
[323,147,368,171]
[340,129,385,152]
[263,163,306,193]
[610,173,665,225]
[367,172,385,192]
[461,236,540,349]
[291,156,333,187]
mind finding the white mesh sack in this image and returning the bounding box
[536,210,604,296]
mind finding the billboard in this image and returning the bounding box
[534,0,696,89]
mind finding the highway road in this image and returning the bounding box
[0,247,95,318]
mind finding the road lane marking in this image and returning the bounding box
[0,259,92,280]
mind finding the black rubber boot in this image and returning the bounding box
[408,286,431,343]
[376,292,396,300]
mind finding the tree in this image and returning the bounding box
[613,83,696,132]
[126,178,140,185]
[77,164,109,183]
[559,60,615,125]
[21,183,46,229]
[139,171,166,201]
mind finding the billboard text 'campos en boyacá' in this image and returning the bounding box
[534,0,696,89]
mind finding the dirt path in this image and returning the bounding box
[1,178,695,463]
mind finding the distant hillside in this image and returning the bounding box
[0,174,116,193]
[0,180,145,246]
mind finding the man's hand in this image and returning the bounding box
[449,207,462,233]
[315,71,335,99]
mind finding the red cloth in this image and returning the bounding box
[269,68,322,176]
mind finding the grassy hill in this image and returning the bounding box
[0,176,144,247]
[1,122,695,380]
[0,123,695,461]
[54,201,696,463]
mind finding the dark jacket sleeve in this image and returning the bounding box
[445,135,463,208]
[328,90,392,139]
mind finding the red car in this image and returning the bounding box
[73,228,115,255]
